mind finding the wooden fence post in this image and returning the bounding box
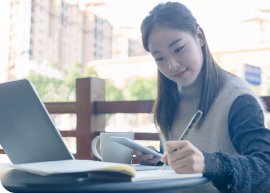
[75,77,105,159]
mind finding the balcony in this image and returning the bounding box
[0,77,269,160]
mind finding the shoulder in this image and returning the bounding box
[213,74,253,108]
[230,94,263,111]
[228,94,265,137]
[221,73,266,111]
[228,94,265,122]
[223,73,253,93]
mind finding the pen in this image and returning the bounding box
[178,110,203,140]
[162,110,203,169]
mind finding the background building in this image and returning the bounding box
[112,27,146,58]
[2,0,270,97]
[4,0,114,81]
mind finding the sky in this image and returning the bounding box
[80,0,165,27]
[81,0,264,27]
[81,0,270,51]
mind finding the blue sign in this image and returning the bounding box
[244,64,261,85]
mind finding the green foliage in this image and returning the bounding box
[105,80,125,101]
[127,78,157,100]
[84,66,98,77]
[105,77,156,101]
[28,72,70,101]
[27,63,101,102]
[27,63,156,102]
[65,63,83,90]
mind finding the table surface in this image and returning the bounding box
[1,169,209,193]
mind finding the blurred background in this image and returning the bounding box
[0,0,270,162]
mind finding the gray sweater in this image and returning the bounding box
[170,73,270,193]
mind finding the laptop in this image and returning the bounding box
[0,79,74,164]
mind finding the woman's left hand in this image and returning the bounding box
[161,140,205,173]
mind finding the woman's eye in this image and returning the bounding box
[155,57,163,62]
[174,46,184,53]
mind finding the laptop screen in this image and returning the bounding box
[0,79,74,164]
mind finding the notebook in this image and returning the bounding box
[0,79,74,164]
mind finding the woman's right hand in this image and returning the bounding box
[132,146,161,165]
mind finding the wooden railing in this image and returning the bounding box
[1,77,270,160]
[45,77,159,159]
[43,77,270,159]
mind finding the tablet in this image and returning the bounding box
[110,136,162,158]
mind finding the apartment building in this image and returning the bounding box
[7,0,31,79]
[83,2,113,63]
[6,0,113,80]
[112,27,146,58]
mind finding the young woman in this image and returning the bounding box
[133,2,270,193]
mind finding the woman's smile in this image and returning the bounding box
[173,68,188,79]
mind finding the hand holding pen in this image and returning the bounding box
[161,110,204,172]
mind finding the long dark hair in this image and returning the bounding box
[141,2,226,139]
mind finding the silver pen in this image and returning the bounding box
[178,110,203,140]
[161,110,203,169]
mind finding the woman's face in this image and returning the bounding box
[148,26,204,87]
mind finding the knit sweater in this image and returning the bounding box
[170,73,270,193]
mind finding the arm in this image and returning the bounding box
[203,94,270,193]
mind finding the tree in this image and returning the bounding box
[127,77,157,100]
[28,71,70,101]
[28,63,157,102]
[106,80,125,101]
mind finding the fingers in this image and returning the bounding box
[160,153,167,163]
[166,141,195,161]
[133,150,143,157]
[132,152,159,165]
[164,140,205,173]
[165,140,191,153]
[132,148,161,165]
[147,157,161,165]
[170,152,205,173]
